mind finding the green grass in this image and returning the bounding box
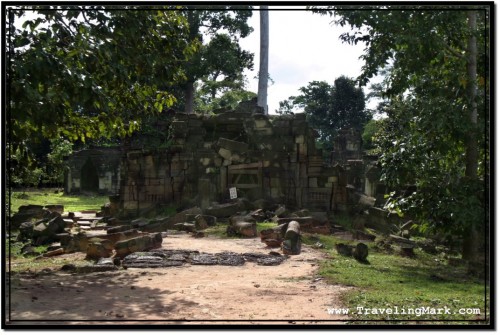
[6,239,93,273]
[9,189,109,214]
[302,234,488,324]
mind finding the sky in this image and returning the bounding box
[238,7,377,114]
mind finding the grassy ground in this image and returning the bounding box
[206,221,488,323]
[6,191,489,324]
[302,234,488,324]
[9,189,109,214]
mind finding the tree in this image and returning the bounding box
[257,6,269,114]
[311,5,490,260]
[277,76,371,153]
[179,6,254,113]
[195,88,257,114]
[8,6,196,148]
[195,33,253,108]
[45,137,73,187]
[7,6,198,189]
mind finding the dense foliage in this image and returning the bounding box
[178,6,254,113]
[277,76,371,153]
[312,5,489,258]
[6,6,255,187]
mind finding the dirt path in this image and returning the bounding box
[6,233,350,326]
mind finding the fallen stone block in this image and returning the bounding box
[107,225,134,234]
[281,221,301,255]
[44,204,64,214]
[204,202,243,218]
[169,207,203,226]
[114,233,163,259]
[33,213,67,245]
[174,222,196,232]
[10,205,47,229]
[227,221,257,237]
[40,248,65,258]
[86,238,114,260]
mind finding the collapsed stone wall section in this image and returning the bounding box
[118,105,348,216]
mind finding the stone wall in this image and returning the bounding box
[331,128,363,165]
[65,147,122,195]
[118,107,349,216]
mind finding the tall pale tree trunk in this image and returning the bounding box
[185,11,199,114]
[257,6,269,114]
[462,10,479,261]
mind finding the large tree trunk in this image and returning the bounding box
[257,6,269,114]
[462,10,479,261]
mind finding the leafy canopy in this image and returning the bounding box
[277,76,371,153]
[8,6,197,150]
[311,5,489,236]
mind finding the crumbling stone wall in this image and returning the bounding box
[65,147,122,194]
[331,128,363,165]
[118,106,348,216]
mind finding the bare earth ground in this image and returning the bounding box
[6,233,350,326]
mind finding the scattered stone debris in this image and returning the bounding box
[120,249,287,269]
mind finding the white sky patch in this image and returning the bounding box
[239,8,381,114]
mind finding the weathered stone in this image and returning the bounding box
[204,202,243,218]
[365,207,393,234]
[32,213,66,245]
[281,220,301,255]
[229,214,256,225]
[262,239,282,248]
[18,221,34,241]
[64,232,89,252]
[353,243,369,262]
[41,248,65,258]
[56,233,72,248]
[169,207,203,226]
[274,206,290,218]
[86,239,113,260]
[217,148,233,160]
[276,217,313,227]
[388,234,416,249]
[227,221,257,238]
[197,215,216,226]
[10,205,47,230]
[335,243,353,257]
[44,204,64,214]
[107,225,134,234]
[114,233,163,258]
[194,215,208,230]
[250,209,267,222]
[291,209,310,218]
[174,222,196,232]
[131,218,150,228]
[217,138,249,153]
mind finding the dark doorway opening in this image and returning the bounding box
[81,158,99,192]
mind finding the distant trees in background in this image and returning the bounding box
[277,76,371,154]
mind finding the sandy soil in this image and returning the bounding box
[6,233,350,326]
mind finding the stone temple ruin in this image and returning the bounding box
[12,100,425,271]
[65,100,384,217]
